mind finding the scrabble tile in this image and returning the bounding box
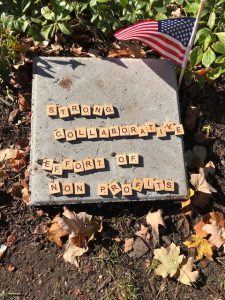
[109,126,120,137]
[87,127,98,139]
[99,127,109,138]
[53,128,65,140]
[108,181,122,196]
[154,179,164,192]
[62,182,74,195]
[164,180,175,192]
[104,104,114,116]
[93,105,104,116]
[42,158,54,171]
[73,161,84,173]
[52,163,63,175]
[97,184,109,196]
[76,127,87,139]
[129,124,139,136]
[62,159,74,170]
[143,177,154,190]
[65,129,76,141]
[145,122,156,133]
[94,158,105,169]
[74,182,86,195]
[128,153,139,165]
[81,105,91,116]
[132,178,144,192]
[119,125,130,136]
[58,106,70,118]
[69,103,80,116]
[47,104,58,117]
[175,124,184,136]
[116,154,127,166]
[138,125,148,137]
[121,183,133,196]
[164,122,175,133]
[83,158,95,171]
[49,181,61,195]
[156,127,167,138]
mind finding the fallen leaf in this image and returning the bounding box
[135,224,150,242]
[10,150,27,172]
[209,212,225,227]
[63,242,88,264]
[34,222,49,235]
[177,257,199,286]
[202,221,225,248]
[10,183,22,198]
[181,189,195,217]
[204,161,215,176]
[18,94,30,111]
[124,238,134,253]
[190,167,216,194]
[6,235,16,248]
[194,220,208,238]
[20,179,30,204]
[146,209,165,234]
[47,216,68,247]
[8,108,19,123]
[154,243,184,278]
[108,42,146,58]
[0,244,7,259]
[0,149,17,162]
[183,235,213,260]
[7,263,15,272]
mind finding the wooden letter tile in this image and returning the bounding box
[104,104,114,116]
[81,105,91,116]
[69,103,80,116]
[97,184,108,196]
[175,124,184,136]
[143,177,154,190]
[164,180,175,192]
[83,158,95,171]
[99,127,109,138]
[108,181,122,196]
[65,129,76,141]
[42,158,53,171]
[154,179,165,192]
[109,126,120,138]
[87,127,98,139]
[156,127,167,138]
[145,122,156,133]
[49,181,61,195]
[94,158,105,169]
[58,106,70,118]
[121,184,133,196]
[132,178,144,192]
[74,182,86,195]
[62,159,74,170]
[128,153,139,165]
[164,122,175,133]
[93,105,104,116]
[52,163,63,175]
[73,161,84,173]
[129,124,139,136]
[138,125,148,137]
[76,127,87,139]
[62,182,74,195]
[47,104,58,117]
[116,154,127,166]
[53,128,65,140]
[119,125,130,136]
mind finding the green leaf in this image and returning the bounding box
[119,0,128,7]
[207,66,225,80]
[184,3,200,15]
[215,55,225,64]
[212,42,225,54]
[207,11,216,29]
[190,47,203,66]
[203,35,212,51]
[58,22,73,35]
[97,0,110,2]
[41,24,55,40]
[195,28,212,44]
[22,0,31,13]
[215,32,225,44]
[41,6,55,21]
[202,48,216,67]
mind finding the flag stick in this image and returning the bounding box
[178,0,206,88]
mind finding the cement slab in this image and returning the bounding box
[30,57,188,205]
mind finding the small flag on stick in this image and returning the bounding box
[114,17,195,66]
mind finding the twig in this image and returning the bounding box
[0,97,11,107]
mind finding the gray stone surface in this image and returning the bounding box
[30,57,188,205]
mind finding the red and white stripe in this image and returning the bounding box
[114,20,186,65]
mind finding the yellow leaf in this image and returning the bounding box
[184,235,213,261]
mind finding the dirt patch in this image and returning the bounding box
[58,78,73,91]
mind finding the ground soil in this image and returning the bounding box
[0,58,225,300]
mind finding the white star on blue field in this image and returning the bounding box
[159,18,195,47]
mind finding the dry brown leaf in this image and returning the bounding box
[20,179,30,204]
[18,94,30,111]
[34,222,49,235]
[202,221,225,248]
[12,43,31,53]
[194,220,208,238]
[108,48,133,58]
[177,257,199,286]
[7,263,16,272]
[63,243,87,265]
[209,212,225,227]
[135,224,150,242]
[108,42,146,58]
[10,150,27,172]
[6,235,16,248]
[0,149,18,162]
[190,167,216,194]
[124,238,134,253]
[47,216,69,247]
[8,108,19,124]
[11,183,22,198]
[146,209,165,234]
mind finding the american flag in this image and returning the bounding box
[114,18,196,65]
